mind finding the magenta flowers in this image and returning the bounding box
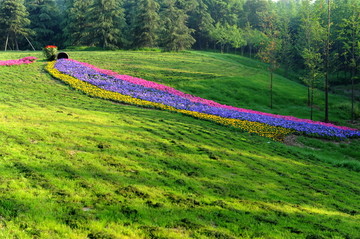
[0,57,38,66]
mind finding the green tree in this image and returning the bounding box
[161,0,195,52]
[310,0,333,122]
[204,0,244,25]
[0,0,33,50]
[131,0,160,48]
[298,0,326,119]
[188,0,214,49]
[55,0,66,10]
[87,0,125,49]
[25,0,61,49]
[302,49,324,120]
[209,23,246,53]
[228,24,246,54]
[243,22,265,58]
[275,0,298,74]
[123,0,136,48]
[258,8,281,109]
[174,0,198,13]
[338,3,360,121]
[324,0,332,122]
[240,0,268,30]
[209,22,228,53]
[63,0,93,46]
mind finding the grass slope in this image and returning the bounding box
[0,51,359,239]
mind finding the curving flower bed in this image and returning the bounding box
[0,57,38,66]
[46,59,360,141]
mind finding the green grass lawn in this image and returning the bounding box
[0,51,359,239]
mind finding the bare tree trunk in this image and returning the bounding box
[25,36,36,51]
[5,34,9,51]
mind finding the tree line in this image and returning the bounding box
[0,0,359,122]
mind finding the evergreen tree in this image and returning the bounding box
[63,0,93,46]
[123,0,136,47]
[240,0,269,30]
[0,0,33,50]
[55,0,66,10]
[87,0,125,49]
[25,0,61,49]
[188,0,214,49]
[174,0,198,13]
[131,0,160,49]
[204,0,244,25]
[161,0,195,51]
[275,0,298,73]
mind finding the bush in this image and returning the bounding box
[43,45,58,61]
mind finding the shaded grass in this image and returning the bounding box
[0,51,359,238]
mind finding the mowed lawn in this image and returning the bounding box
[0,51,359,239]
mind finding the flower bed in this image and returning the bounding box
[0,57,38,66]
[46,59,360,140]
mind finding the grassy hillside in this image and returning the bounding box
[0,51,359,239]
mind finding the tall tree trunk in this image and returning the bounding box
[15,34,19,51]
[198,36,203,50]
[324,0,331,122]
[25,36,36,51]
[351,68,355,122]
[310,80,314,120]
[270,71,273,109]
[311,87,314,120]
[4,34,9,51]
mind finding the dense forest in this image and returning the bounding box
[0,0,359,121]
